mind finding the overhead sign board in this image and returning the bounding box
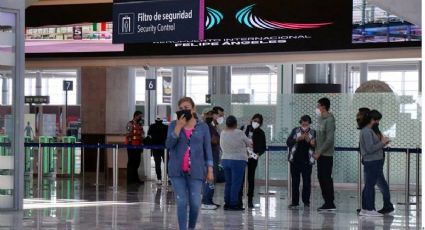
[25,96,50,104]
[113,0,204,43]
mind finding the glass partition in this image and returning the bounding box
[211,92,421,185]
[0,10,16,209]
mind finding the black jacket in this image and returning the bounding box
[242,125,267,155]
[147,121,168,145]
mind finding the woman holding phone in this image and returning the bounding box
[166,97,214,230]
[358,110,391,217]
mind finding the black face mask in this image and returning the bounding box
[176,110,193,121]
[372,123,380,133]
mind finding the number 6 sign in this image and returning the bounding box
[146,79,156,90]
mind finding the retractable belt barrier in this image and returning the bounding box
[23,142,421,212]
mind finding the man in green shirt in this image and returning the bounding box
[313,97,336,211]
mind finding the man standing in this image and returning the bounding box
[25,121,34,140]
[126,111,145,185]
[212,106,225,133]
[201,110,221,210]
[313,98,336,211]
[147,116,168,185]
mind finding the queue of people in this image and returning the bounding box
[126,96,394,229]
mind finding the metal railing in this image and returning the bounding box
[23,142,421,212]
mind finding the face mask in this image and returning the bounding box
[205,118,213,124]
[315,108,322,117]
[176,110,193,121]
[372,123,380,132]
[217,117,224,125]
[301,126,309,132]
[252,122,260,129]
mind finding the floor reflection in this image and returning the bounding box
[0,178,419,229]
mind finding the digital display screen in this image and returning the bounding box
[25,1,421,57]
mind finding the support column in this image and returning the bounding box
[144,67,157,126]
[208,66,231,115]
[2,76,9,105]
[360,63,368,84]
[330,63,349,93]
[304,64,329,83]
[171,67,186,116]
[276,64,295,140]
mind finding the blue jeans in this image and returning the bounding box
[170,174,203,230]
[362,159,384,211]
[376,160,393,209]
[222,159,246,207]
[202,152,220,205]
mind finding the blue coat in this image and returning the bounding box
[166,120,213,180]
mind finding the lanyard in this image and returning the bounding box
[185,120,199,172]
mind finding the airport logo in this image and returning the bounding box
[119,13,135,34]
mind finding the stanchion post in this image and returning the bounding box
[95,143,100,186]
[82,146,85,181]
[386,150,390,187]
[357,151,362,211]
[416,148,420,215]
[405,149,410,211]
[265,150,269,196]
[114,144,119,191]
[163,147,168,188]
[38,142,42,197]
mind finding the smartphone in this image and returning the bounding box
[176,110,192,121]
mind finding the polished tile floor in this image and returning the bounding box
[0,178,420,229]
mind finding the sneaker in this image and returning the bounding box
[156,180,162,185]
[201,204,218,210]
[358,209,384,217]
[227,205,245,211]
[317,204,336,211]
[288,204,299,209]
[212,202,221,208]
[304,204,310,208]
[377,206,394,214]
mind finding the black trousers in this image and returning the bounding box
[152,149,164,180]
[247,158,258,200]
[127,148,142,183]
[317,156,335,206]
[290,163,312,205]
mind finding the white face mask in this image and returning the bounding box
[217,117,224,125]
[252,122,260,129]
[315,108,322,117]
[301,126,309,131]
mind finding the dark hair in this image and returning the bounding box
[178,97,195,108]
[356,108,370,129]
[133,111,142,118]
[369,110,382,121]
[213,106,224,113]
[251,114,263,126]
[299,115,312,124]
[318,97,331,111]
[226,115,237,128]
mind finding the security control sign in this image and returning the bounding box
[113,0,204,43]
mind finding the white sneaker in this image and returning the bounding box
[201,204,218,210]
[358,209,384,217]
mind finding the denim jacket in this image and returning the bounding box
[166,120,213,180]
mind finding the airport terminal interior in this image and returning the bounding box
[0,0,423,229]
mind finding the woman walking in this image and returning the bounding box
[166,97,214,230]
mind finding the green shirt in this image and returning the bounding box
[316,113,336,157]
